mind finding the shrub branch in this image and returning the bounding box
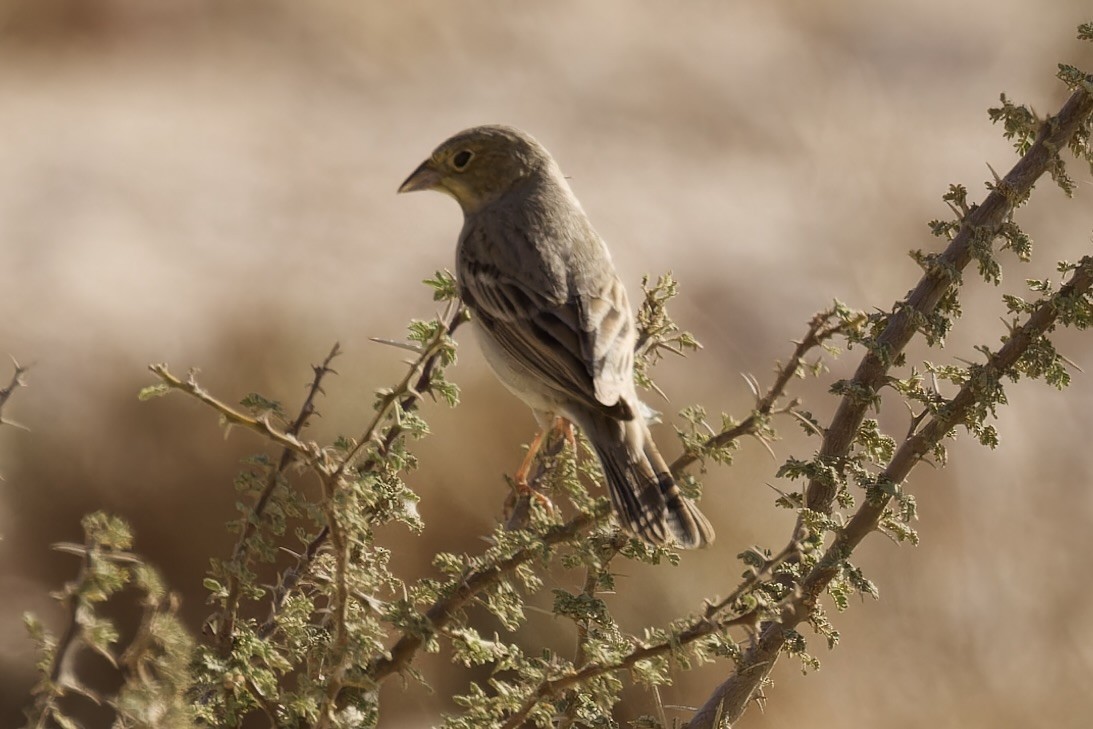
[0,357,29,429]
[687,254,1093,727]
[801,82,1093,519]
[214,343,342,652]
[683,79,1093,728]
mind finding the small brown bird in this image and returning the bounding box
[399,125,714,548]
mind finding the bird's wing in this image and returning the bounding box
[576,274,635,414]
[461,257,635,420]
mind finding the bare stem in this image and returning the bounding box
[148,364,317,461]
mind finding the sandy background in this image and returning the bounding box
[2,1,1093,726]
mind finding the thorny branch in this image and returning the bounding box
[0,357,29,429]
[365,509,603,682]
[148,364,318,461]
[669,309,859,476]
[375,310,844,690]
[26,537,95,729]
[687,77,1093,725]
[329,300,466,483]
[281,305,466,653]
[495,539,800,729]
[147,304,466,721]
[215,343,342,652]
[800,83,1093,520]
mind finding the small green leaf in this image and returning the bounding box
[138,383,171,401]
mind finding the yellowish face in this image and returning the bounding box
[398,125,549,213]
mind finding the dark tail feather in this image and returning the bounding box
[643,433,715,549]
[585,414,715,549]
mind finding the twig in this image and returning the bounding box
[215,343,342,653]
[669,310,854,477]
[315,470,351,729]
[313,306,464,725]
[365,508,606,682]
[497,603,761,729]
[0,357,29,429]
[557,535,626,729]
[328,301,465,483]
[800,83,1093,520]
[687,254,1093,728]
[493,533,797,728]
[148,364,317,461]
[25,536,96,729]
[257,526,329,639]
[258,307,466,644]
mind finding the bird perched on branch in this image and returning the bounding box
[399,124,713,548]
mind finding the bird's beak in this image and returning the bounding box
[398,159,442,194]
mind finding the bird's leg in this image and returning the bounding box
[513,427,547,490]
[505,421,567,522]
[512,428,557,515]
[554,416,577,453]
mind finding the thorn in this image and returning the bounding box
[370,338,426,354]
[787,409,823,436]
[751,433,776,460]
[764,481,794,499]
[741,372,761,400]
[1059,353,1084,372]
[51,542,89,557]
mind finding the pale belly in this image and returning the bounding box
[472,318,575,425]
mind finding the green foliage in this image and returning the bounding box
[23,513,196,729]
[674,405,741,471]
[634,272,701,394]
[424,269,460,301]
[988,93,1039,155]
[18,25,1093,728]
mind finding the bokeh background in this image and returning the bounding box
[2,1,1093,727]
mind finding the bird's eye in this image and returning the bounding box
[452,150,474,170]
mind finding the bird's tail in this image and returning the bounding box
[582,413,714,549]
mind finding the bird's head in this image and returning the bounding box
[398,125,553,214]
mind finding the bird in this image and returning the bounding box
[398,124,714,549]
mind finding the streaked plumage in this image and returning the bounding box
[399,124,713,548]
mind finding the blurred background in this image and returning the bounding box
[2,0,1093,726]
